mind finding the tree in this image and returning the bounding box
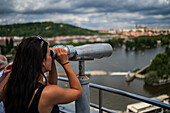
[144,71,159,85]
[107,38,119,47]
[9,38,14,49]
[9,48,16,55]
[0,46,4,54]
[146,49,170,78]
[156,53,169,65]
[2,47,8,55]
[4,39,10,54]
[118,38,124,46]
[147,55,164,77]
[165,46,170,57]
[162,37,169,45]
[125,40,134,49]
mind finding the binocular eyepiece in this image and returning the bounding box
[50,43,113,61]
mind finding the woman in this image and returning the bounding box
[3,36,83,113]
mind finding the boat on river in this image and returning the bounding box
[125,71,136,82]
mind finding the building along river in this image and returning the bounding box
[56,46,170,111]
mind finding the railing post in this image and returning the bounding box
[75,61,90,113]
[99,89,103,113]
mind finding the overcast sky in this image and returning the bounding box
[0,0,170,29]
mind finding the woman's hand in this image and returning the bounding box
[0,64,12,100]
[0,64,12,83]
[3,64,12,74]
[50,48,69,65]
[45,48,83,105]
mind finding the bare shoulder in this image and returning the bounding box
[41,84,82,105]
[40,85,65,105]
[43,85,63,96]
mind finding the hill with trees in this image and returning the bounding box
[0,22,108,37]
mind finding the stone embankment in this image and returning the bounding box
[153,78,170,86]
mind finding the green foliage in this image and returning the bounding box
[0,22,109,37]
[107,38,118,47]
[156,53,169,64]
[125,35,170,50]
[9,38,14,49]
[118,38,124,45]
[147,56,164,77]
[146,47,170,78]
[165,46,170,57]
[0,38,14,55]
[162,37,169,44]
[104,38,124,48]
[0,46,7,54]
[9,48,16,55]
[144,71,159,85]
[6,39,9,51]
[125,40,135,50]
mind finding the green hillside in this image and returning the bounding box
[0,22,106,37]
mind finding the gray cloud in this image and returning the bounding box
[0,0,170,29]
[0,0,15,14]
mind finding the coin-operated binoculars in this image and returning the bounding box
[51,43,113,113]
[51,43,112,60]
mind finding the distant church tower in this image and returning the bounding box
[136,24,138,29]
[136,24,142,29]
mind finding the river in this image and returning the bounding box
[57,46,170,111]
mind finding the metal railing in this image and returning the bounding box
[58,77,170,113]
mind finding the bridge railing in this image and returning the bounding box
[58,77,170,113]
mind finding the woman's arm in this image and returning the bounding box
[63,63,82,95]
[0,64,12,101]
[0,73,10,101]
[47,59,58,85]
[55,48,82,94]
[42,64,83,105]
[41,48,83,105]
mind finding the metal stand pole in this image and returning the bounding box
[75,61,90,113]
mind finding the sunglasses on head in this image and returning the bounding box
[33,36,45,47]
[32,36,54,58]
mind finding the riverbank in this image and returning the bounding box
[125,66,170,86]
[153,78,170,86]
[58,70,130,77]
